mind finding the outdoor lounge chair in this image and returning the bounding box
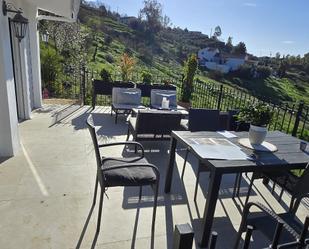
[150,89,177,109]
[92,80,135,109]
[111,87,145,123]
[244,163,309,214]
[86,116,160,247]
[127,109,182,141]
[234,202,309,249]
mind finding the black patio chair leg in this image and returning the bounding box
[126,128,130,141]
[139,186,142,201]
[290,198,301,214]
[244,178,254,205]
[92,174,98,207]
[233,173,241,198]
[151,180,159,240]
[236,173,242,197]
[96,186,105,235]
[271,181,276,194]
[194,169,201,202]
[115,112,118,124]
[181,149,189,180]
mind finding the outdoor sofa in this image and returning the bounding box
[111,87,145,123]
[127,109,182,141]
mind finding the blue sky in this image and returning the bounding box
[92,0,309,57]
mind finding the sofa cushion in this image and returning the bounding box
[118,91,140,105]
[154,93,177,107]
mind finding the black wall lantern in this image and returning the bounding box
[2,0,29,42]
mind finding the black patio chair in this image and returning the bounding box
[180,109,223,201]
[244,163,309,214]
[234,202,309,249]
[86,116,160,246]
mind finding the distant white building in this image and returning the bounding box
[198,47,247,73]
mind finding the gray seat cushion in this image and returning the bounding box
[102,157,157,187]
[155,93,177,108]
[112,103,145,110]
[118,91,140,105]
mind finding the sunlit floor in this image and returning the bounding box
[0,104,308,249]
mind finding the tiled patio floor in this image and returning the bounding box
[0,104,308,249]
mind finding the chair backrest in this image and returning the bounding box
[188,108,220,132]
[152,84,177,91]
[150,89,177,108]
[112,87,142,105]
[92,80,135,108]
[135,110,182,135]
[86,115,102,169]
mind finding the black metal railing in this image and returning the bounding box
[187,79,309,141]
[44,67,308,141]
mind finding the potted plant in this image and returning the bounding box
[237,103,273,145]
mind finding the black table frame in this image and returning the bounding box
[164,130,308,248]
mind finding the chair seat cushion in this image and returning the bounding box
[102,157,157,187]
[118,91,140,105]
[112,103,145,111]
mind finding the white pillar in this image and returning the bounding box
[27,6,42,108]
[0,10,20,156]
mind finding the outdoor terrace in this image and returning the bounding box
[0,104,308,249]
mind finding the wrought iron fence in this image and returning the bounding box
[46,66,308,141]
[188,80,309,141]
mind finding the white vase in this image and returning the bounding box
[249,125,267,145]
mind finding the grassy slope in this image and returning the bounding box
[81,7,309,105]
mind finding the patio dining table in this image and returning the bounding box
[164,130,309,248]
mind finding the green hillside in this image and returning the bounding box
[40,3,309,105]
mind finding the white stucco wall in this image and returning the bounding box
[205,62,230,74]
[198,48,219,62]
[0,9,20,156]
[226,58,246,71]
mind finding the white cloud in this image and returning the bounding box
[243,2,257,7]
[282,40,295,44]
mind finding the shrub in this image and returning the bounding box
[256,66,272,79]
[119,53,136,81]
[104,35,113,46]
[208,70,224,81]
[237,103,273,126]
[100,68,112,82]
[231,65,252,79]
[141,71,152,84]
[105,54,114,63]
[41,48,62,95]
[182,54,198,102]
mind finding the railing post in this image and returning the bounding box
[172,223,194,249]
[217,84,223,110]
[292,101,304,137]
[81,66,86,105]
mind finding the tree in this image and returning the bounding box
[139,0,163,33]
[226,36,233,52]
[182,54,198,102]
[119,53,136,81]
[233,42,247,55]
[162,15,171,28]
[213,26,222,39]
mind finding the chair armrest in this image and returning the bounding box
[277,241,301,249]
[242,202,298,239]
[99,141,144,157]
[101,163,160,179]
